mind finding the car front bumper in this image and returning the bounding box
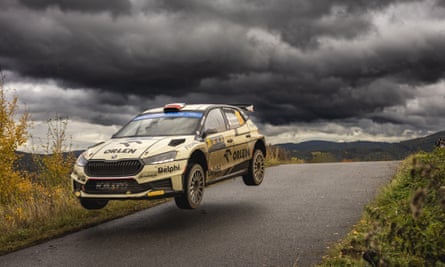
[71,159,188,200]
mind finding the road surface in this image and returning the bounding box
[0,161,399,267]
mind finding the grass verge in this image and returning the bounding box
[0,194,167,256]
[317,149,445,266]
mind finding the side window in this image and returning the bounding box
[203,109,226,133]
[223,109,244,129]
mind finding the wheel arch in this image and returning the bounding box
[254,138,266,157]
[188,149,208,173]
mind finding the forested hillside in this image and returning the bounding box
[277,131,445,162]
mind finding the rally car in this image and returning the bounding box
[71,103,266,210]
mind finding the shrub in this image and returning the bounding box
[32,117,75,187]
[0,77,29,204]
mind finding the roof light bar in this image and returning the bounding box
[164,103,185,112]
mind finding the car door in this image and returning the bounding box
[221,108,252,172]
[202,108,234,181]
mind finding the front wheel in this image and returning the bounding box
[175,163,205,209]
[80,199,109,210]
[243,149,265,186]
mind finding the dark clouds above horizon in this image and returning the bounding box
[1,0,445,145]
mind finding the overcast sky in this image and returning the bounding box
[1,0,445,150]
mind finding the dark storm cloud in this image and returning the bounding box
[0,0,444,128]
[149,0,417,47]
[18,0,131,15]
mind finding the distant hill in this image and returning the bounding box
[277,131,445,162]
[14,131,445,169]
[16,150,83,173]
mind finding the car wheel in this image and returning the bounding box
[243,149,265,186]
[175,163,205,209]
[80,199,109,210]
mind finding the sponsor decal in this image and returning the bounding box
[158,164,181,174]
[104,148,137,154]
[140,171,158,178]
[119,141,142,147]
[224,148,250,162]
[224,149,232,162]
[233,148,250,160]
[207,135,225,151]
[207,136,222,146]
[103,141,142,154]
[95,181,128,191]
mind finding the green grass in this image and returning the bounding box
[317,149,445,266]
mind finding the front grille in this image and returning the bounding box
[85,160,143,177]
[85,179,151,194]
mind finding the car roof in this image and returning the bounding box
[142,104,236,114]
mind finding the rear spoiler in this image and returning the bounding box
[230,104,255,112]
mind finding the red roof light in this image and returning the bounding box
[164,103,185,112]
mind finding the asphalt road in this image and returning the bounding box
[0,161,400,267]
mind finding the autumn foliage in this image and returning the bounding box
[0,80,29,204]
[0,78,76,245]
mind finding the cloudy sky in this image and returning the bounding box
[1,0,445,150]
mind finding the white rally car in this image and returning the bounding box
[71,103,266,210]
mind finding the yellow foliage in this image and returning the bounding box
[0,77,30,204]
[0,77,78,241]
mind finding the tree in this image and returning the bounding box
[0,76,30,204]
[33,116,75,187]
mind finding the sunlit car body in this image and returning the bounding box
[71,103,266,210]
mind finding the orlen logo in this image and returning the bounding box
[104,148,137,154]
[103,141,142,154]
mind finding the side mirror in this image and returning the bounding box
[202,128,218,138]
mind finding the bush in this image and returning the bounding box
[32,117,75,187]
[0,77,29,204]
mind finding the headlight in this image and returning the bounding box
[143,151,177,165]
[76,153,88,167]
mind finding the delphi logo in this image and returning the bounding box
[158,164,180,174]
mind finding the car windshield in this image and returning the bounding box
[113,112,203,137]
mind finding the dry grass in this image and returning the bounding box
[0,180,166,255]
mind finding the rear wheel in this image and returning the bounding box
[243,149,265,186]
[80,199,109,210]
[175,163,205,209]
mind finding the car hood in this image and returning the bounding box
[85,137,187,161]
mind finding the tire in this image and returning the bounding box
[80,199,109,210]
[243,149,265,186]
[175,163,205,209]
